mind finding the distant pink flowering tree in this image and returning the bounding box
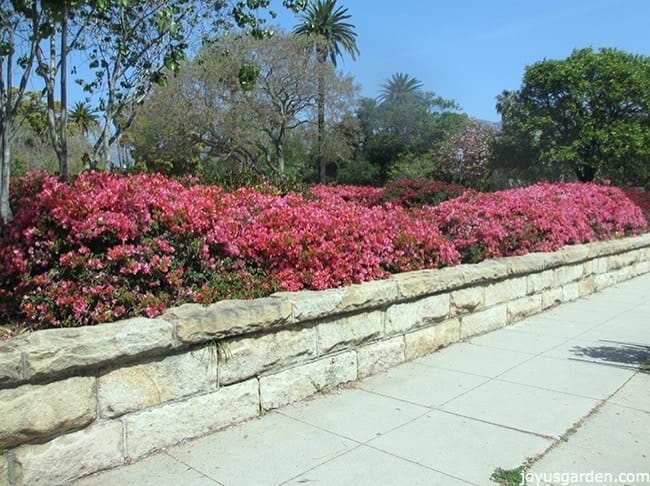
[438,118,497,188]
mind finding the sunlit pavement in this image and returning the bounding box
[77,273,650,486]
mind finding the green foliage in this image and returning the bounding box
[490,466,527,486]
[337,157,380,185]
[357,83,462,183]
[495,47,650,185]
[292,0,359,66]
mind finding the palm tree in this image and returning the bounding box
[378,73,423,103]
[293,0,359,183]
[69,101,98,137]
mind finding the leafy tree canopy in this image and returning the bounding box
[495,47,650,184]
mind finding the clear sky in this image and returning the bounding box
[270,0,650,121]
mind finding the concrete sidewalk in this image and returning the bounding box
[77,274,650,486]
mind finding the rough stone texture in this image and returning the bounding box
[167,297,292,344]
[542,287,564,310]
[450,287,484,316]
[357,337,405,378]
[17,318,174,381]
[595,273,616,291]
[507,295,543,323]
[390,267,465,300]
[634,260,650,276]
[484,277,527,307]
[335,280,401,315]
[579,276,596,296]
[0,455,9,486]
[559,244,591,264]
[527,270,554,294]
[608,252,639,270]
[554,264,584,286]
[126,379,259,459]
[499,253,555,276]
[98,351,217,418]
[12,420,124,486]
[404,319,460,361]
[273,288,346,323]
[612,266,633,283]
[260,352,357,411]
[275,280,401,324]
[220,328,317,385]
[0,344,23,385]
[385,294,450,335]
[591,257,609,274]
[562,283,581,302]
[460,305,507,339]
[0,376,96,449]
[318,312,383,355]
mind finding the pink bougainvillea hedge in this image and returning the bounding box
[0,171,646,330]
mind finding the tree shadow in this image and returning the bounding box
[568,340,650,373]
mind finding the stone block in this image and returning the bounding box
[594,272,616,291]
[220,328,317,385]
[167,297,292,344]
[484,278,527,307]
[464,260,510,285]
[0,344,23,386]
[0,455,9,486]
[562,283,580,302]
[98,350,217,418]
[385,294,449,335]
[404,319,460,360]
[553,264,584,286]
[357,337,405,378]
[579,276,596,296]
[0,376,96,448]
[12,420,124,486]
[559,244,591,264]
[460,305,507,339]
[633,260,650,276]
[507,295,542,323]
[273,288,346,323]
[260,352,357,411]
[526,270,554,295]
[542,287,564,310]
[608,252,638,270]
[126,379,259,459]
[612,266,633,283]
[591,257,609,274]
[18,318,174,381]
[390,266,467,300]
[450,287,484,316]
[317,311,383,355]
[498,252,556,275]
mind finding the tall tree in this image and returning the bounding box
[68,101,98,136]
[378,72,423,103]
[495,47,650,184]
[293,0,358,183]
[0,1,42,225]
[126,31,357,179]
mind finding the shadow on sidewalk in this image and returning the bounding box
[568,341,650,372]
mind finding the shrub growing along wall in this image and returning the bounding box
[0,233,649,485]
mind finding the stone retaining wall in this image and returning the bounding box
[2,234,650,485]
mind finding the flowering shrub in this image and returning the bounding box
[429,183,647,262]
[0,173,646,331]
[624,188,650,223]
[381,179,470,208]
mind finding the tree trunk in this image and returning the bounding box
[575,163,596,182]
[0,122,12,226]
[317,48,326,184]
[58,6,69,181]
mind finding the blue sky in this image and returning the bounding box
[270,0,650,121]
